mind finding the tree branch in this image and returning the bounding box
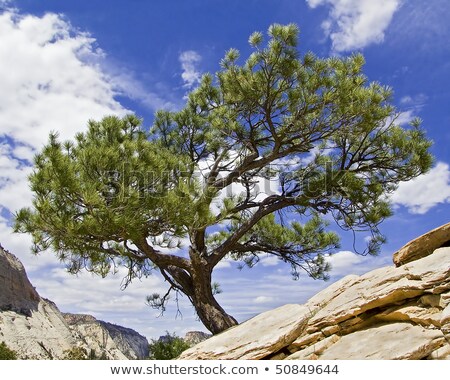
[135,238,192,272]
[209,195,301,266]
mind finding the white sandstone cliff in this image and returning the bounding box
[0,244,148,359]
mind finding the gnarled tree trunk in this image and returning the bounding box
[191,283,238,335]
[162,255,238,335]
[187,251,238,335]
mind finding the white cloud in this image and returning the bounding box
[382,93,428,128]
[395,110,415,126]
[0,144,33,212]
[0,213,57,273]
[399,93,428,108]
[0,12,127,152]
[325,250,392,277]
[391,162,450,214]
[0,10,193,339]
[400,95,413,105]
[0,9,128,293]
[307,0,402,52]
[259,255,280,267]
[253,296,274,304]
[215,260,232,270]
[326,250,364,273]
[35,266,165,314]
[179,50,202,88]
[107,67,178,111]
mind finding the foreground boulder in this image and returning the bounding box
[180,246,450,360]
[393,222,450,266]
[0,244,148,359]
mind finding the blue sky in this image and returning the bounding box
[0,0,449,340]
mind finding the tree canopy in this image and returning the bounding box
[15,24,433,334]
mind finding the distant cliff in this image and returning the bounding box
[63,313,149,359]
[0,244,148,359]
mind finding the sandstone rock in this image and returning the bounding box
[184,331,211,346]
[393,222,450,266]
[320,323,446,360]
[321,325,340,336]
[179,304,311,360]
[286,334,340,360]
[377,304,442,327]
[442,304,450,326]
[0,298,78,359]
[0,245,75,359]
[441,303,450,340]
[0,244,148,359]
[178,246,450,360]
[307,247,450,332]
[428,344,450,360]
[419,294,443,308]
[269,352,288,360]
[0,244,39,316]
[305,274,361,311]
[64,313,149,359]
[441,292,450,307]
[100,321,149,359]
[288,331,324,350]
[64,315,128,359]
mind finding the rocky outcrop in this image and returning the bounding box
[393,222,450,266]
[0,243,39,316]
[0,245,148,359]
[63,313,149,359]
[184,331,211,346]
[180,245,450,360]
[99,321,149,359]
[0,297,80,359]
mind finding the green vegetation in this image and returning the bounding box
[0,342,18,360]
[148,332,191,360]
[62,347,108,360]
[15,24,433,334]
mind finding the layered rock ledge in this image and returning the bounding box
[180,231,450,360]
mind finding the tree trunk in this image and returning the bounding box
[191,285,238,335]
[162,250,238,335]
[189,252,238,335]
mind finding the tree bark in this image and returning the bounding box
[191,284,238,335]
[188,249,238,335]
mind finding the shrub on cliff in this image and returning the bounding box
[148,332,191,360]
[0,341,17,360]
[62,347,108,360]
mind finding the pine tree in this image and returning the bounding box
[15,24,433,334]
